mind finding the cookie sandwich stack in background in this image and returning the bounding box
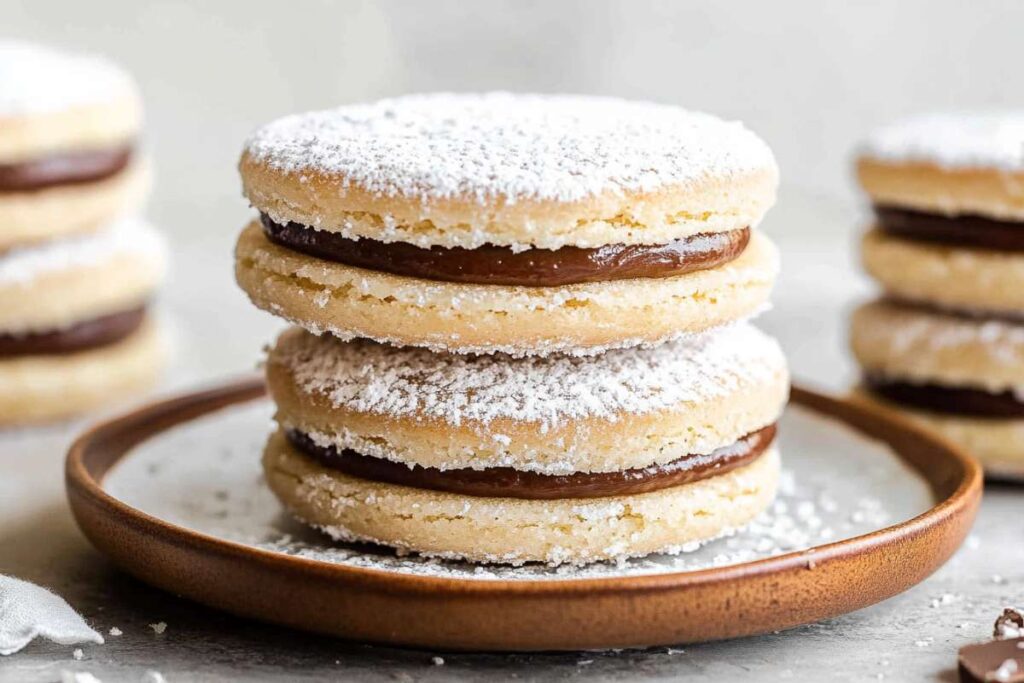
[236,93,789,564]
[851,112,1024,480]
[0,42,166,424]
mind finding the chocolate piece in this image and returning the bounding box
[958,638,1024,682]
[864,375,1024,419]
[287,424,775,500]
[0,145,133,193]
[0,306,145,358]
[261,214,750,287]
[996,609,1024,639]
[875,206,1024,252]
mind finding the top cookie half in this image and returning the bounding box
[0,41,148,247]
[241,92,777,250]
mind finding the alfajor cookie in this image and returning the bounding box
[0,41,148,248]
[262,322,788,565]
[851,112,1024,478]
[850,300,1024,479]
[0,217,167,424]
[236,93,779,356]
[857,112,1024,316]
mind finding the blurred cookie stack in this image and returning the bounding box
[0,42,166,424]
[236,93,789,564]
[851,112,1024,480]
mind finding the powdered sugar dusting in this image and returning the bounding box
[0,41,136,116]
[244,92,777,204]
[274,322,786,429]
[860,112,1024,171]
[0,216,167,286]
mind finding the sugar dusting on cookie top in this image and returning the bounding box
[272,322,787,430]
[244,93,777,204]
[0,41,137,117]
[860,112,1024,172]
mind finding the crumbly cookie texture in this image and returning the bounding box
[851,300,1024,394]
[235,222,779,356]
[851,389,1024,480]
[267,324,788,473]
[0,216,166,334]
[0,319,164,424]
[862,228,1024,315]
[263,430,780,566]
[240,92,778,249]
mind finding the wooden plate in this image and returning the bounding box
[66,379,981,651]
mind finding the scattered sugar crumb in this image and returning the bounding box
[930,593,960,608]
[141,671,167,683]
[72,648,84,661]
[108,627,122,637]
[914,637,933,647]
[431,656,445,666]
[149,622,167,635]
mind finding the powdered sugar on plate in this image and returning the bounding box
[0,216,166,287]
[244,92,777,204]
[272,321,787,430]
[0,41,136,117]
[859,112,1024,171]
[103,399,933,580]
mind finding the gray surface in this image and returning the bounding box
[1,194,1021,682]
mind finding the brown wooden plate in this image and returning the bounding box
[66,378,982,651]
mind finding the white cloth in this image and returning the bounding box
[0,575,103,655]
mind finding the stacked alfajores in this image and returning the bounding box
[236,93,789,564]
[852,112,1024,480]
[0,42,166,424]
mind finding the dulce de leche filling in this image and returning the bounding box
[0,144,133,193]
[875,205,1024,252]
[286,424,776,500]
[865,374,1024,419]
[261,213,750,287]
[0,305,146,358]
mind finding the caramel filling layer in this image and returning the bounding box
[0,306,145,358]
[286,424,776,500]
[865,374,1024,419]
[875,205,1024,252]
[261,214,750,287]
[0,144,133,193]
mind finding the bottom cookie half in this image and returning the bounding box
[262,429,780,566]
[0,319,165,424]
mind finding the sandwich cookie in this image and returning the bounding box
[857,112,1024,316]
[262,322,789,565]
[0,41,148,248]
[851,300,1024,480]
[236,93,779,355]
[0,217,166,423]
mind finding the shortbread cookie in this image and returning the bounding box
[237,93,779,354]
[851,299,1024,479]
[261,322,787,564]
[0,41,146,246]
[0,318,164,424]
